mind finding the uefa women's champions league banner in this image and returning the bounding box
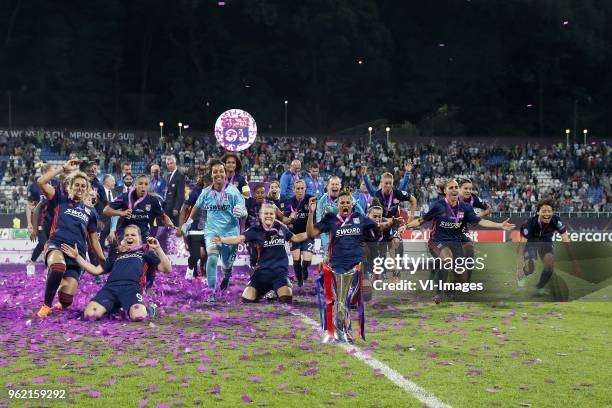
[0,108,257,148]
[0,128,138,141]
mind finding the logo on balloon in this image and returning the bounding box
[214,109,257,151]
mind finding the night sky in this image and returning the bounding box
[1,0,611,137]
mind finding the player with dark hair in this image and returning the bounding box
[36,160,105,318]
[104,175,175,244]
[307,192,402,342]
[267,180,282,208]
[81,161,103,207]
[244,184,289,270]
[104,174,175,290]
[361,164,417,281]
[177,168,210,281]
[182,158,247,302]
[362,199,396,299]
[516,198,580,295]
[459,178,491,218]
[221,152,250,198]
[61,225,172,320]
[280,180,314,287]
[457,178,492,282]
[245,184,288,229]
[406,178,515,303]
[215,203,309,304]
[81,161,105,285]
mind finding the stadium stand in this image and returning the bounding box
[0,130,609,214]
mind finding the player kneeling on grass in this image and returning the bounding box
[213,204,309,304]
[61,225,171,320]
[516,198,581,296]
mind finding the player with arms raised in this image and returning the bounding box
[36,160,105,318]
[516,198,580,295]
[406,179,514,303]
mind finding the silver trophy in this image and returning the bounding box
[323,268,358,344]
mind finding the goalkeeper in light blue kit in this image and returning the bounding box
[182,158,247,302]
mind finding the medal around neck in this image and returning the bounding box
[325,205,338,216]
[214,109,257,151]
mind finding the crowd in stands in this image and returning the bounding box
[1,129,610,214]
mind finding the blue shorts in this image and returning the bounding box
[524,242,554,260]
[248,270,290,295]
[291,238,314,253]
[91,284,144,313]
[45,240,84,281]
[428,241,465,259]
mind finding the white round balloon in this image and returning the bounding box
[214,109,257,151]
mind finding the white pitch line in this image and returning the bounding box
[290,310,453,408]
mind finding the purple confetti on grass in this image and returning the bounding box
[248,376,262,383]
[302,368,319,376]
[241,395,252,403]
[88,391,101,398]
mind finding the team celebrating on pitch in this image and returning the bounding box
[26,154,575,341]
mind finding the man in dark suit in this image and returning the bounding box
[97,174,116,250]
[157,155,184,253]
[163,155,185,225]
